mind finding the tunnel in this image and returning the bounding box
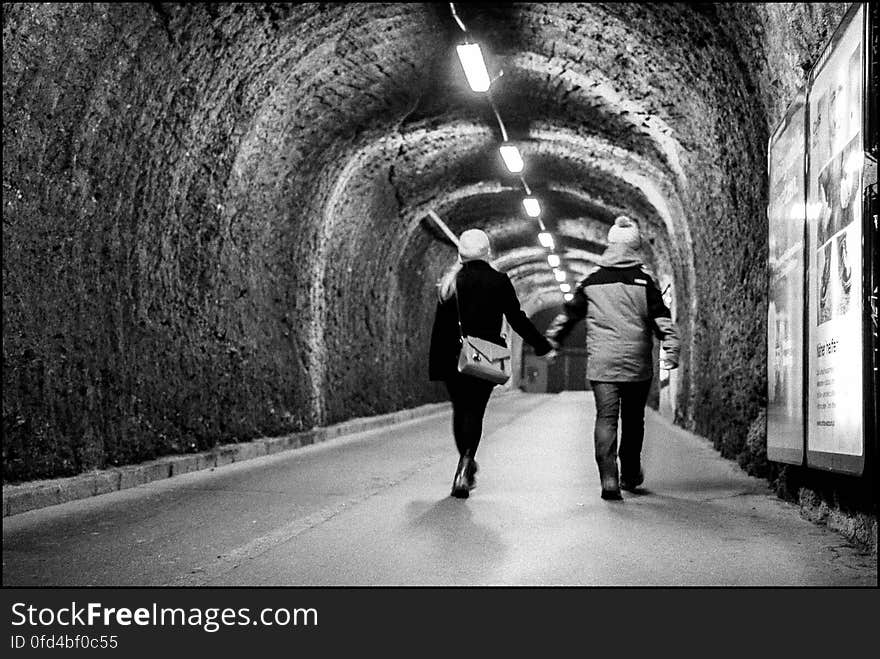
[2,2,877,556]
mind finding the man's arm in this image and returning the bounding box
[645,275,680,368]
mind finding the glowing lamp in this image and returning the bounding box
[455,43,491,92]
[499,143,524,173]
[538,232,554,249]
[522,197,541,217]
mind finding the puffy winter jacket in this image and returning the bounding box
[546,243,680,382]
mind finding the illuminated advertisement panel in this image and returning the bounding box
[766,93,806,465]
[805,3,866,474]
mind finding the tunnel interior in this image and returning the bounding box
[2,2,855,485]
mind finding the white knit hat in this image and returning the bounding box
[458,229,491,262]
[607,216,641,248]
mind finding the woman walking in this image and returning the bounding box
[429,229,554,498]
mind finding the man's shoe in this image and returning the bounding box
[620,468,645,492]
[601,488,623,500]
[600,473,622,500]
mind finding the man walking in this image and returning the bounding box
[546,216,680,500]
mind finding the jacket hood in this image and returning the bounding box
[598,243,643,268]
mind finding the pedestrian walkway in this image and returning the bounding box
[2,392,875,586]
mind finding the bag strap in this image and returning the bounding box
[453,270,466,342]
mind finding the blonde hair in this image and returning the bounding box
[438,262,462,302]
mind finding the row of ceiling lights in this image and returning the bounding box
[450,3,574,301]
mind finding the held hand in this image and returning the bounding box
[544,349,559,364]
[659,349,679,370]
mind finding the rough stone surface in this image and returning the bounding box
[2,2,872,533]
[169,453,214,476]
[5,484,61,517]
[798,488,878,555]
[92,470,122,496]
[118,462,171,490]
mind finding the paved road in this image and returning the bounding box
[3,392,876,586]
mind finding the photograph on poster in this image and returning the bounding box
[816,149,835,246]
[810,91,829,169]
[845,44,862,143]
[817,240,833,325]
[817,134,861,247]
[835,232,852,317]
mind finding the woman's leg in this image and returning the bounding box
[460,376,495,458]
[445,375,494,458]
[445,378,468,457]
[446,375,494,497]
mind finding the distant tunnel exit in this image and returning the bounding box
[521,307,588,393]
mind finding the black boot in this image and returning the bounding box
[465,457,478,490]
[451,456,473,498]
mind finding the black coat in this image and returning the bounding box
[429,260,552,381]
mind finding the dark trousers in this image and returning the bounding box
[590,380,652,485]
[444,374,495,458]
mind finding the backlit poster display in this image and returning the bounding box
[766,94,806,465]
[806,4,865,473]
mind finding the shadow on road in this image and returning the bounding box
[403,498,508,573]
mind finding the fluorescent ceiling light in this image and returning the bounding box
[499,143,524,173]
[538,232,554,249]
[455,43,491,92]
[547,254,560,268]
[522,197,541,217]
[554,269,566,282]
[560,283,571,293]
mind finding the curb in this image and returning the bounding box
[3,401,455,518]
[2,389,524,518]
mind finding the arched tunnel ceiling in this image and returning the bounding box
[247,2,725,323]
[217,2,711,309]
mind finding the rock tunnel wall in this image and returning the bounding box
[2,0,870,547]
[2,3,452,479]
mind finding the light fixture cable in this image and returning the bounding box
[448,3,565,290]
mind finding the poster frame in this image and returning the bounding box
[804,2,869,475]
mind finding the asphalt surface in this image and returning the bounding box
[2,391,876,586]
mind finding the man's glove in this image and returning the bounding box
[542,337,561,364]
[660,353,679,370]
